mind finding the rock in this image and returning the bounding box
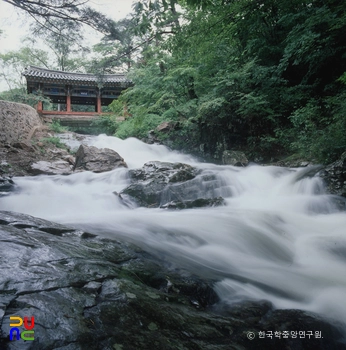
[11,142,34,152]
[291,165,324,183]
[47,148,71,157]
[0,100,42,145]
[300,161,310,167]
[222,150,248,166]
[156,121,175,133]
[121,161,229,208]
[73,145,127,173]
[147,129,159,144]
[160,197,226,210]
[277,158,314,168]
[0,127,81,177]
[29,160,73,175]
[0,176,15,196]
[319,151,346,198]
[83,281,102,293]
[125,161,199,183]
[0,210,344,350]
[61,154,76,165]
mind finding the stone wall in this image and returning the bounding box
[0,100,42,145]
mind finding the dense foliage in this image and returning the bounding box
[111,0,346,163]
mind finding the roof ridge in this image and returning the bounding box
[22,66,132,85]
[25,65,127,77]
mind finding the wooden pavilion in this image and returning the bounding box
[22,66,132,115]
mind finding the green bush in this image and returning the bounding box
[115,114,167,140]
[48,120,69,133]
[288,96,346,163]
[91,115,119,135]
[40,137,68,149]
[0,88,50,108]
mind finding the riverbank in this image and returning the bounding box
[1,127,345,200]
[0,127,75,177]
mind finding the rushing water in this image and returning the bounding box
[1,134,346,331]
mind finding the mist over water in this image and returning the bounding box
[1,134,346,330]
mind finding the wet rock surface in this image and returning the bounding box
[0,176,15,196]
[160,197,226,210]
[0,211,345,350]
[121,161,229,208]
[0,130,76,177]
[0,131,128,177]
[319,151,346,198]
[29,160,73,175]
[222,150,249,166]
[73,144,128,173]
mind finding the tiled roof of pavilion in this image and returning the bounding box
[22,66,131,86]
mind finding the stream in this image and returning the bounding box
[1,134,346,333]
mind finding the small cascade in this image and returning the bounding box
[1,134,346,330]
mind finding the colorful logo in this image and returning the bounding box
[9,316,35,341]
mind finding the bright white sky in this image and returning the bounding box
[0,0,135,91]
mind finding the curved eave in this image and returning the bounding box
[22,66,132,87]
[24,77,132,87]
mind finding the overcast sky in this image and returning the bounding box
[0,0,135,91]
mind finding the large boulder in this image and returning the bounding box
[120,161,229,208]
[73,144,127,173]
[0,211,344,350]
[222,150,248,166]
[26,147,76,175]
[319,151,346,198]
[29,160,73,175]
[0,100,42,145]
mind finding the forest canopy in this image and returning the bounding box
[110,0,346,163]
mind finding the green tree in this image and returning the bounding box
[0,87,49,107]
[2,0,113,33]
[92,18,136,71]
[114,0,346,162]
[30,18,89,71]
[0,46,50,90]
[132,0,181,39]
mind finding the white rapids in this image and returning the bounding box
[1,134,346,331]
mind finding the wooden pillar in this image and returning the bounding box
[66,95,71,112]
[37,101,43,112]
[37,83,43,112]
[96,89,102,114]
[66,85,71,112]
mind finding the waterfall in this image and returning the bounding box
[1,134,346,330]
